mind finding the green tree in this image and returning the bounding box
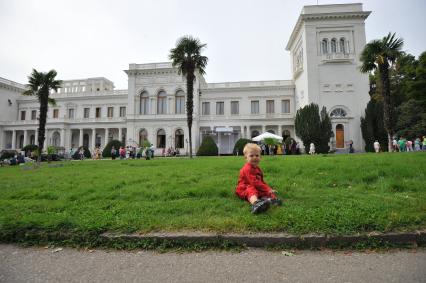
[395,99,426,139]
[295,103,333,154]
[360,32,404,151]
[169,36,208,158]
[23,69,62,162]
[319,107,333,153]
[360,100,388,152]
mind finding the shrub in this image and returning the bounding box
[233,138,253,155]
[0,150,18,160]
[197,136,218,156]
[102,140,123,158]
[22,144,38,153]
[72,147,92,159]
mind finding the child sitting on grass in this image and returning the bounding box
[235,143,283,214]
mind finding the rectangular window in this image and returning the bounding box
[20,111,26,120]
[96,107,101,118]
[68,108,75,119]
[202,102,210,115]
[53,109,59,118]
[266,100,274,114]
[175,96,185,114]
[251,100,259,114]
[216,101,224,115]
[107,107,114,118]
[120,106,126,117]
[31,110,37,120]
[84,108,90,118]
[231,101,239,115]
[281,100,290,113]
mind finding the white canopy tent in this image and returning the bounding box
[251,132,283,142]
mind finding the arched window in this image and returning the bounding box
[139,129,148,146]
[339,38,346,54]
[140,91,149,115]
[175,90,185,114]
[331,38,337,53]
[251,130,260,138]
[157,91,167,114]
[321,39,328,54]
[175,129,184,148]
[330,108,347,118]
[157,129,166,148]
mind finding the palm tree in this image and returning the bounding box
[23,69,62,162]
[360,32,403,152]
[169,36,208,158]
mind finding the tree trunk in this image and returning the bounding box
[379,63,394,152]
[186,71,195,158]
[37,91,48,163]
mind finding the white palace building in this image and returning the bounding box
[0,3,371,155]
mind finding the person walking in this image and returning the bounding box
[373,140,380,153]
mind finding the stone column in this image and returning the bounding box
[91,128,96,150]
[262,125,265,133]
[0,128,3,150]
[43,130,48,151]
[35,128,38,147]
[277,126,282,138]
[79,129,84,147]
[12,130,16,149]
[60,129,65,147]
[23,130,28,147]
[105,128,109,147]
[119,128,122,144]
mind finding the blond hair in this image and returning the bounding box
[243,143,261,155]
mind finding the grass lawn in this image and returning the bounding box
[0,152,425,241]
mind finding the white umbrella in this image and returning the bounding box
[252,132,283,142]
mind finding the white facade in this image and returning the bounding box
[0,3,371,154]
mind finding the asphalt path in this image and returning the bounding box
[0,244,425,283]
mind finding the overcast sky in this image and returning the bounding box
[0,0,425,89]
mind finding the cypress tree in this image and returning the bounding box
[295,103,333,153]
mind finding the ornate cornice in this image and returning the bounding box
[286,11,370,51]
[0,77,27,93]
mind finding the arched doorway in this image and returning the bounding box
[157,129,166,148]
[336,124,344,148]
[282,130,290,141]
[251,130,260,138]
[83,134,89,148]
[52,131,60,147]
[139,129,148,146]
[175,129,184,148]
[18,135,24,148]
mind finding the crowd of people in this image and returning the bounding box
[374,136,426,153]
[258,140,300,156]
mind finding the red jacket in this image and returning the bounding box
[235,163,274,199]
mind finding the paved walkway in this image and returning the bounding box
[0,245,425,282]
